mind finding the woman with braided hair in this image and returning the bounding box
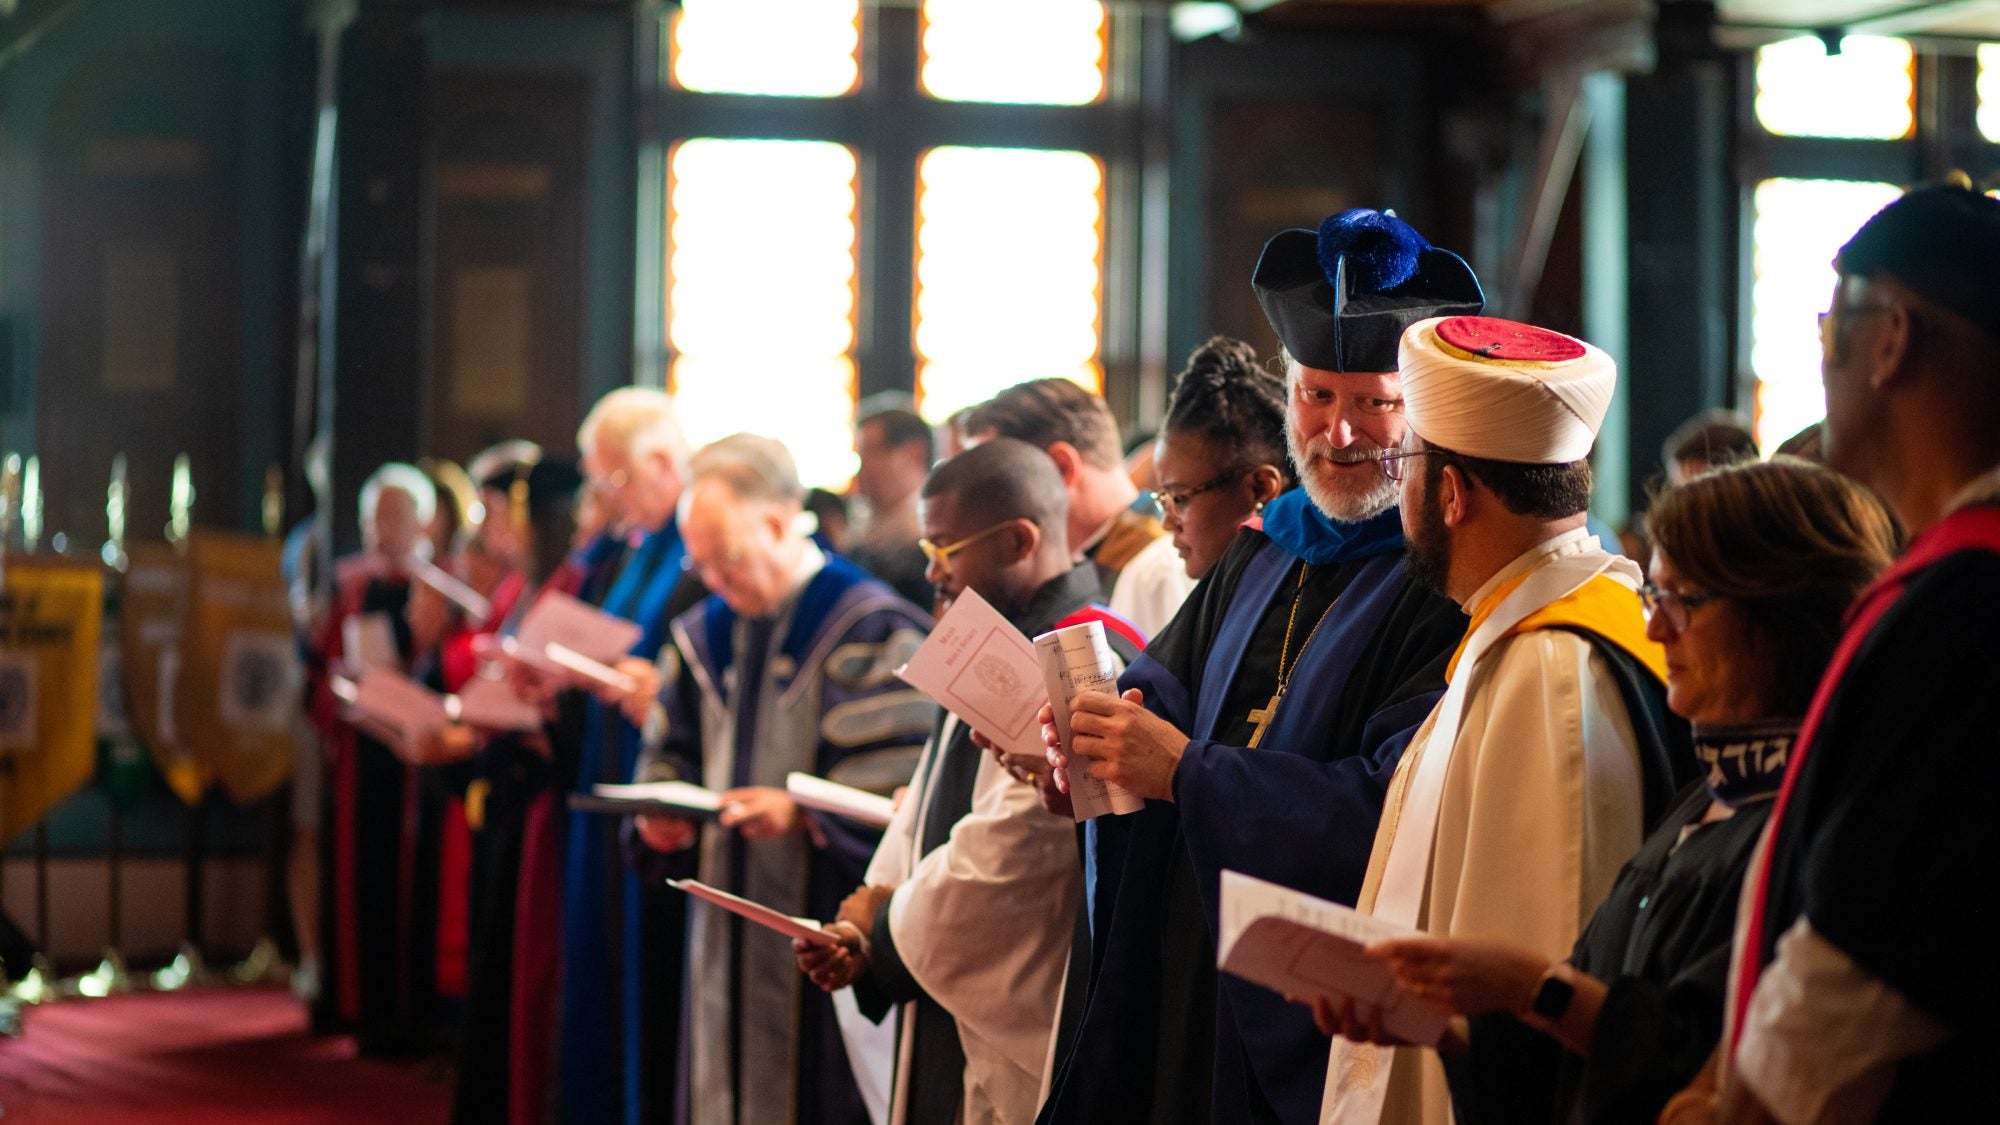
[1150,335,1295,580]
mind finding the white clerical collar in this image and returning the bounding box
[1458,525,1598,613]
[771,540,827,617]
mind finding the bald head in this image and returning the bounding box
[919,438,1074,616]
[923,437,1069,539]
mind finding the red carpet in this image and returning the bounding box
[0,987,452,1124]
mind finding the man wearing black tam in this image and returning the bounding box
[1714,184,2000,1121]
[1035,210,1472,1124]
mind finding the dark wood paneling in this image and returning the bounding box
[329,5,427,554]
[428,69,588,464]
[36,51,246,546]
[1201,99,1398,359]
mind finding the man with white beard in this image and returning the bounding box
[1034,210,1476,1125]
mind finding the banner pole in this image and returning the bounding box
[151,793,211,991]
[83,798,132,996]
[83,454,135,997]
[152,456,211,992]
[31,823,49,986]
[231,464,292,986]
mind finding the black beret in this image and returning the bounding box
[1837,185,2000,340]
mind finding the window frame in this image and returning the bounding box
[634,3,1165,440]
[1735,38,2000,450]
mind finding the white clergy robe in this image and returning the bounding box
[1107,533,1197,639]
[1323,530,1654,1125]
[862,722,1080,1124]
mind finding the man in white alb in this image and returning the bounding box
[1319,316,1688,1125]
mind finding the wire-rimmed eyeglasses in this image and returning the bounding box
[1636,582,1717,632]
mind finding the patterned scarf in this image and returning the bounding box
[1691,719,1797,807]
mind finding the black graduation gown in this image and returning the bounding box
[850,539,934,613]
[450,728,560,1125]
[1040,520,1467,1125]
[1443,781,1771,1125]
[320,572,445,1059]
[1567,783,1771,1123]
[1752,540,2000,1116]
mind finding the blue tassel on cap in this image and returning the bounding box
[1315,209,1430,295]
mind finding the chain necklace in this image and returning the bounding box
[1246,563,1338,748]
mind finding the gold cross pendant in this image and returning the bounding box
[1246,689,1281,748]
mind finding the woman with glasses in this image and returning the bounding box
[1149,335,1294,581]
[1329,458,1897,1124]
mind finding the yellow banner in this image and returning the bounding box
[0,559,104,843]
[120,541,206,803]
[176,531,297,805]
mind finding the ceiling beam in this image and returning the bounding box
[1846,0,2000,37]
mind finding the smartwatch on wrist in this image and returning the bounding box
[1529,964,1576,1022]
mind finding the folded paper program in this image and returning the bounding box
[1217,870,1450,1047]
[668,878,837,948]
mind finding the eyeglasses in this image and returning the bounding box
[588,468,631,495]
[681,540,747,582]
[917,519,1021,581]
[1816,301,1894,355]
[1149,465,1251,519]
[1636,582,1717,632]
[1374,448,1435,483]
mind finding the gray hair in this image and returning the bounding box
[577,386,690,471]
[359,462,437,527]
[1278,347,1303,385]
[689,433,804,510]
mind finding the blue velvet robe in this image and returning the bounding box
[1040,497,1467,1124]
[559,523,694,1125]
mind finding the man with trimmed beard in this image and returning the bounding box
[1035,210,1475,1124]
[1318,316,1686,1125]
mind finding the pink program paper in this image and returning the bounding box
[668,878,836,947]
[894,588,1045,759]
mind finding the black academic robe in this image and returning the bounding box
[1040,513,1467,1125]
[1747,510,2000,1117]
[1566,783,1771,1123]
[450,720,567,1125]
[851,539,934,614]
[857,564,1140,1124]
[1444,781,1771,1125]
[319,568,445,1060]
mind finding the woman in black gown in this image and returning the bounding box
[1146,335,1292,582]
[1344,458,1899,1124]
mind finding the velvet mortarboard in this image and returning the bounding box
[1837,185,2000,341]
[1252,208,1485,373]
